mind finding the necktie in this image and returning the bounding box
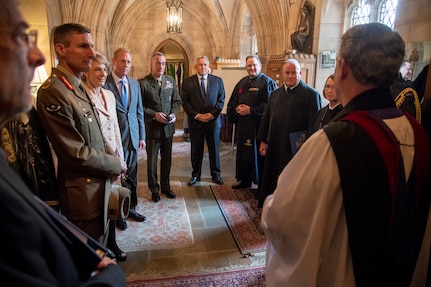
[78,84,85,94]
[120,79,128,107]
[200,77,206,97]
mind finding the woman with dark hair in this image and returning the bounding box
[307,74,342,137]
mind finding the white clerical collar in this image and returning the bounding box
[284,81,299,92]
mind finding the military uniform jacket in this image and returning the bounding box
[37,67,121,235]
[138,74,182,139]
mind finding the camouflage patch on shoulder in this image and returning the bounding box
[41,74,58,90]
[45,104,61,112]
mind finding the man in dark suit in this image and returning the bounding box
[138,52,182,202]
[181,56,225,186]
[0,1,125,284]
[105,48,146,230]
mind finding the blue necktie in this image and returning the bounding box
[120,79,128,107]
[200,77,206,97]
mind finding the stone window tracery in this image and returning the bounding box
[350,0,398,28]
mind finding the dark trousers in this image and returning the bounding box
[146,136,173,194]
[190,126,221,179]
[124,147,138,208]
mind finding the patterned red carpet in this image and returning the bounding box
[210,185,266,255]
[127,267,265,287]
[116,181,194,252]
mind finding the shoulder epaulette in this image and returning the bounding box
[40,74,58,90]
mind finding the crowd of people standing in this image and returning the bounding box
[1,2,430,284]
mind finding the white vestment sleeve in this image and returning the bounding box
[261,129,355,287]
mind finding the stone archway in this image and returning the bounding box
[154,39,189,90]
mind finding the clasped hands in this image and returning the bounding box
[235,104,251,116]
[195,113,214,122]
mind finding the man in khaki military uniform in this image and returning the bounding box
[37,23,125,242]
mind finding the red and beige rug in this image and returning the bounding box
[116,181,194,252]
[210,185,266,255]
[127,267,265,287]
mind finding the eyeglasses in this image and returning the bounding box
[324,85,335,89]
[2,29,38,47]
[0,30,37,48]
[21,30,38,47]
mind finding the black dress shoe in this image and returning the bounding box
[161,190,176,198]
[212,176,224,185]
[116,219,128,230]
[108,242,127,262]
[128,209,146,222]
[232,181,252,189]
[152,193,161,202]
[188,177,200,186]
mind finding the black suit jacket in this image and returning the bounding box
[181,74,225,129]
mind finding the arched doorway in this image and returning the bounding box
[155,39,189,136]
[156,40,189,92]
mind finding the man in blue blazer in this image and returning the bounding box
[181,56,225,186]
[105,48,146,230]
